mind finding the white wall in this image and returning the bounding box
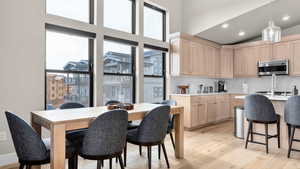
[0,0,182,165]
[0,0,45,158]
[182,0,275,35]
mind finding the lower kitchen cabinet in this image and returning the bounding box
[170,94,232,130]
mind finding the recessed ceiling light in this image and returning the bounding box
[221,23,229,28]
[282,15,290,21]
[238,31,245,36]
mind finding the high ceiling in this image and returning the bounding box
[196,0,300,45]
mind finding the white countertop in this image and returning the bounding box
[235,95,291,101]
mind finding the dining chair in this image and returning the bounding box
[158,100,177,159]
[79,110,128,169]
[284,96,300,158]
[105,100,139,130]
[5,112,77,169]
[244,94,281,154]
[124,105,171,169]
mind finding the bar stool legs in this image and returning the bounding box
[245,120,280,154]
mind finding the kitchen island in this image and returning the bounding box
[235,95,300,150]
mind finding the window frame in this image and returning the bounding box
[143,44,168,101]
[103,36,137,103]
[143,2,167,41]
[45,24,95,109]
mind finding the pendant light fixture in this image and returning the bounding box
[262,21,281,43]
[262,1,281,43]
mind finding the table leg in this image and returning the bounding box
[51,124,66,169]
[31,115,42,169]
[174,112,184,158]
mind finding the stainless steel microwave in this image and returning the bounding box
[257,60,289,76]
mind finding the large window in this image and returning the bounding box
[104,0,135,33]
[46,0,92,23]
[143,46,167,103]
[46,26,94,109]
[144,3,166,41]
[103,37,137,104]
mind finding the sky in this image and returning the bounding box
[46,0,163,70]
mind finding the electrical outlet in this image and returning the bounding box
[0,131,7,141]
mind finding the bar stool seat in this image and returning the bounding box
[244,94,281,154]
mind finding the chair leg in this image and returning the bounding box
[147,146,152,169]
[97,160,102,169]
[169,133,176,150]
[139,145,142,156]
[250,122,254,142]
[158,145,161,160]
[287,124,291,141]
[68,156,78,169]
[109,158,112,169]
[124,142,127,167]
[19,163,25,169]
[245,121,251,149]
[288,127,296,158]
[161,143,170,169]
[25,165,31,169]
[265,124,269,154]
[118,155,125,169]
[277,120,281,148]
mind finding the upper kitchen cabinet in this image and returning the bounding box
[170,33,221,77]
[272,42,291,60]
[257,44,273,62]
[234,46,258,78]
[219,47,234,78]
[290,40,300,76]
[234,47,247,77]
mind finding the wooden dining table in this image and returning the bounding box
[31,103,184,169]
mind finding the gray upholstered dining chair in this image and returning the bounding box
[5,112,77,169]
[79,109,128,169]
[284,96,300,158]
[244,94,281,154]
[124,105,171,169]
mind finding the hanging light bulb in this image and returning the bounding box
[262,21,281,43]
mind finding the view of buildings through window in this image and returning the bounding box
[45,0,167,108]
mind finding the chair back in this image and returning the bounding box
[81,110,128,157]
[244,94,277,122]
[137,105,170,144]
[5,112,48,162]
[60,102,85,109]
[285,96,300,126]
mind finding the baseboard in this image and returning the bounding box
[0,153,18,167]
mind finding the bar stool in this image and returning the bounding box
[284,96,300,158]
[244,94,281,154]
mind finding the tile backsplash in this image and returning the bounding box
[170,75,300,94]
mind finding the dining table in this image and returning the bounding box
[31,103,184,169]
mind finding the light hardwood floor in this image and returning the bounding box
[2,121,300,169]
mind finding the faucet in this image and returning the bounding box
[271,74,277,96]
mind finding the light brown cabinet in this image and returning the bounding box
[220,47,234,78]
[272,42,290,60]
[170,34,221,78]
[170,94,231,130]
[234,46,258,78]
[257,44,273,62]
[290,40,300,76]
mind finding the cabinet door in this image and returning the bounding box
[191,42,206,76]
[180,39,192,75]
[258,45,272,62]
[291,40,300,76]
[197,103,207,126]
[216,96,230,121]
[273,42,290,60]
[206,96,217,123]
[234,48,246,77]
[245,47,258,77]
[220,48,234,78]
[205,46,217,78]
